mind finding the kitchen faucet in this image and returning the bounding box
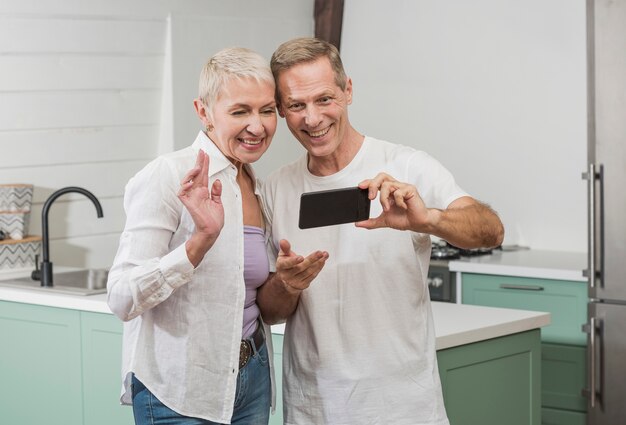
[31,186,103,287]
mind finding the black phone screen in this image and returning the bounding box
[298,187,371,229]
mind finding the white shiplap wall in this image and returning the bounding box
[0,0,313,269]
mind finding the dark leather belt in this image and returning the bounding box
[239,323,265,369]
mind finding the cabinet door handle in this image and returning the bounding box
[499,284,544,291]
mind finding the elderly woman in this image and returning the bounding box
[107,47,277,425]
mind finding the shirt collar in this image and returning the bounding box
[191,131,259,189]
[192,131,233,177]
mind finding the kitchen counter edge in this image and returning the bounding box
[448,249,587,282]
[0,286,549,350]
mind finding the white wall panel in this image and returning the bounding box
[0,90,160,130]
[0,17,166,54]
[0,161,149,202]
[0,0,305,19]
[0,56,163,91]
[0,0,171,17]
[0,126,158,168]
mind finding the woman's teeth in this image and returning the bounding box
[241,138,262,145]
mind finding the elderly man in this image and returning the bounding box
[257,37,504,425]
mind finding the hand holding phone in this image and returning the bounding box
[298,187,371,229]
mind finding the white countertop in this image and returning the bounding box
[0,283,550,350]
[431,301,549,350]
[0,285,113,313]
[448,249,587,282]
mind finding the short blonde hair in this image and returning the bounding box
[198,47,274,106]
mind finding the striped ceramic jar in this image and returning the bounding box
[0,184,33,212]
[0,236,41,269]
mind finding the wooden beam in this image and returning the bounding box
[314,0,345,51]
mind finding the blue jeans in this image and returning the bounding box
[131,341,271,425]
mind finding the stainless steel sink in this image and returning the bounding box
[0,269,108,296]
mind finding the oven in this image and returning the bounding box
[427,260,457,303]
[427,241,496,303]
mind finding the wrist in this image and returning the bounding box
[420,207,442,233]
[185,233,218,267]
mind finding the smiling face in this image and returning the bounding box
[196,76,277,166]
[277,57,360,174]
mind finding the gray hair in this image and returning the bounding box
[271,37,347,99]
[198,47,274,106]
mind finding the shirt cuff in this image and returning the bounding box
[159,243,195,290]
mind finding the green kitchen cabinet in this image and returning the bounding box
[0,301,83,425]
[541,343,587,413]
[81,311,133,425]
[541,407,586,425]
[462,273,588,425]
[461,274,587,345]
[0,299,285,425]
[269,334,284,425]
[1,300,543,425]
[437,329,541,425]
[271,330,542,425]
[0,301,133,425]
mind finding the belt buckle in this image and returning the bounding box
[239,340,252,369]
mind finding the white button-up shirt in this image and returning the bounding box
[107,131,274,423]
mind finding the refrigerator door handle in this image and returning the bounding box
[582,163,601,288]
[582,317,602,408]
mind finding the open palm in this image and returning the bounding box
[178,150,224,240]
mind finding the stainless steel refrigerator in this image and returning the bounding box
[583,0,626,424]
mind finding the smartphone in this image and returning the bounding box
[298,187,371,229]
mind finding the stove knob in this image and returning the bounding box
[431,276,443,288]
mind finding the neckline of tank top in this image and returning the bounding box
[243,225,264,234]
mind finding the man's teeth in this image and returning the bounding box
[309,127,330,137]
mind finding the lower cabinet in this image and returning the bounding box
[437,329,541,425]
[269,334,284,425]
[541,343,587,413]
[462,273,588,425]
[271,330,542,425]
[80,310,134,425]
[0,301,84,425]
[541,407,586,425]
[1,300,542,425]
[0,300,287,425]
[0,300,132,425]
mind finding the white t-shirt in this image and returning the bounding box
[262,136,467,425]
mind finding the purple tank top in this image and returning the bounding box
[242,225,270,339]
